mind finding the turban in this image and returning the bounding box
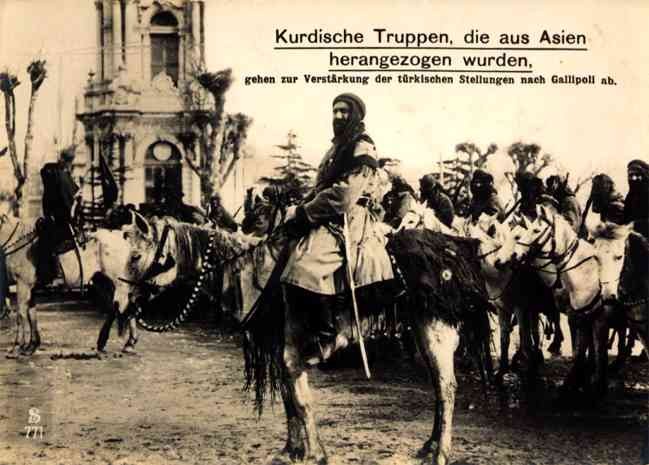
[628,159,649,177]
[419,174,439,190]
[60,147,75,162]
[333,93,366,120]
[472,169,494,185]
[515,171,543,192]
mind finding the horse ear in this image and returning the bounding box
[133,211,151,238]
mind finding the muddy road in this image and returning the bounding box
[0,305,647,465]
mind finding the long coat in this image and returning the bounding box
[280,134,394,295]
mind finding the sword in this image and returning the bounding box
[342,213,371,379]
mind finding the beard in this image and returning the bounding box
[332,119,347,137]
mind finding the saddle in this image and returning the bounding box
[34,217,84,289]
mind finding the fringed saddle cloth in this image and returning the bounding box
[387,229,492,325]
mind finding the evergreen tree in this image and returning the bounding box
[259,131,317,204]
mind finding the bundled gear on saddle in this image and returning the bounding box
[274,92,395,361]
[589,173,625,225]
[468,169,504,223]
[544,174,582,233]
[515,171,545,220]
[419,174,455,228]
[381,175,417,229]
[624,159,649,238]
[36,147,79,286]
[207,192,238,232]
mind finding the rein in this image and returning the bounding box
[476,244,502,260]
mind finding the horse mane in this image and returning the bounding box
[169,220,250,278]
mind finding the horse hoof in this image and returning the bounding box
[122,346,137,355]
[415,442,435,459]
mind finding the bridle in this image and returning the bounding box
[515,213,598,285]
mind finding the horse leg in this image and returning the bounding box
[548,312,564,356]
[562,317,589,395]
[122,318,139,354]
[7,298,23,356]
[277,288,327,464]
[23,304,41,355]
[496,304,512,378]
[590,311,610,397]
[96,309,116,352]
[413,325,442,459]
[417,319,460,465]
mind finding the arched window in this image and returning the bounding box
[144,142,182,205]
[150,11,179,85]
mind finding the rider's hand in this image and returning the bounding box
[283,206,314,240]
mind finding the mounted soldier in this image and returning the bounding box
[467,169,504,223]
[545,174,582,233]
[589,173,625,225]
[206,192,238,232]
[381,175,417,229]
[279,93,394,361]
[36,147,80,286]
[164,188,207,225]
[419,173,454,228]
[623,159,649,238]
[515,171,546,220]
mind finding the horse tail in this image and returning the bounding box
[242,287,285,416]
[460,298,494,392]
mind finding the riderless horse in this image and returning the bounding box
[0,212,135,356]
[505,206,608,395]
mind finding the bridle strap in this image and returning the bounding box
[477,244,502,260]
[0,220,20,250]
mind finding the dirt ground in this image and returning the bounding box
[0,304,647,465]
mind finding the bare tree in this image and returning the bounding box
[506,142,554,175]
[180,67,253,207]
[0,60,47,216]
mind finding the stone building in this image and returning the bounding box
[77,0,207,214]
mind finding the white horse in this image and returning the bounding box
[507,206,609,394]
[592,222,645,372]
[0,212,134,356]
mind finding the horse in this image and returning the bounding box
[241,185,292,237]
[236,202,493,465]
[0,212,135,356]
[507,206,610,395]
[592,222,639,372]
[618,230,649,358]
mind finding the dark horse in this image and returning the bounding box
[619,230,649,357]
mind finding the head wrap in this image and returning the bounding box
[391,175,415,196]
[332,93,366,145]
[419,174,438,190]
[515,172,543,193]
[60,147,75,162]
[333,93,366,120]
[628,159,649,178]
[470,169,495,198]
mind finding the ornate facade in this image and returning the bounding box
[77,0,206,210]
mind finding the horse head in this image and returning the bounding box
[241,187,289,237]
[469,214,516,274]
[123,211,178,289]
[620,231,649,303]
[592,222,632,302]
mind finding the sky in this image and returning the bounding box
[0,0,648,202]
